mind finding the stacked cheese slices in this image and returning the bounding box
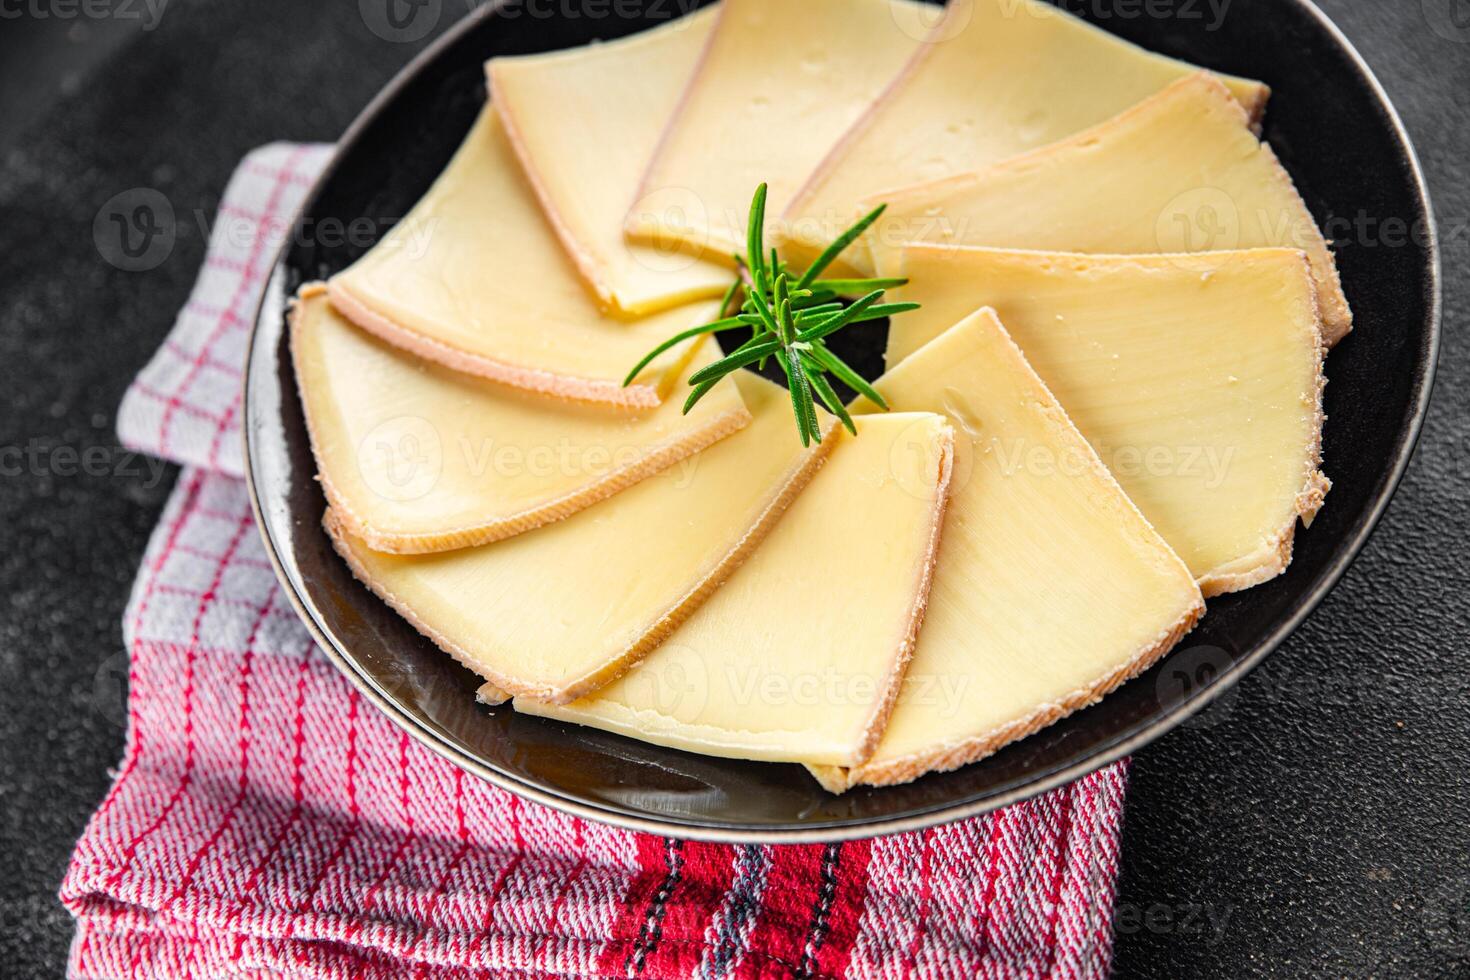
[294,0,1338,792]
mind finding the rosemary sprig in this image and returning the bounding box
[624,183,920,446]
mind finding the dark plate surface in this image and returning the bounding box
[244,0,1439,841]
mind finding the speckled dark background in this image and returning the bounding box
[0,1,1465,977]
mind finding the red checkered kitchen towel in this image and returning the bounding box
[63,143,1132,979]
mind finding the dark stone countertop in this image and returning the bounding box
[0,1,1465,977]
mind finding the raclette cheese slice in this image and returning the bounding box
[624,0,926,263]
[781,0,1267,273]
[488,9,732,316]
[867,73,1352,345]
[517,412,955,768]
[291,284,749,554]
[812,308,1205,792]
[327,103,721,408]
[886,246,1328,595]
[325,373,837,703]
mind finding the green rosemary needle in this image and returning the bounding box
[623,183,920,447]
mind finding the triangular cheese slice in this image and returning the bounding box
[624,0,926,263]
[885,246,1328,595]
[327,103,723,408]
[517,412,955,768]
[325,373,837,703]
[488,9,732,316]
[812,308,1204,791]
[291,284,749,554]
[781,0,1267,274]
[866,73,1352,345]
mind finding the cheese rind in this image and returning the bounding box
[475,682,511,706]
[866,74,1351,344]
[818,308,1205,790]
[290,284,749,554]
[517,412,955,767]
[886,246,1328,595]
[488,10,733,315]
[781,0,1268,271]
[327,104,725,408]
[625,0,926,262]
[325,373,836,703]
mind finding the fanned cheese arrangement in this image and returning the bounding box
[885,246,1328,596]
[624,0,927,261]
[327,104,722,408]
[323,374,833,702]
[780,0,1268,273]
[488,8,731,315]
[811,308,1206,791]
[865,73,1352,344]
[293,285,749,553]
[294,0,1347,793]
[519,412,954,766]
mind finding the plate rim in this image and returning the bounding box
[242,0,1442,844]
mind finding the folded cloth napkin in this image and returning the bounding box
[63,144,1131,979]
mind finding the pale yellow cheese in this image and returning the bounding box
[518,412,954,767]
[624,0,926,263]
[325,373,836,703]
[813,308,1204,791]
[866,74,1352,345]
[475,682,511,706]
[488,9,733,316]
[781,0,1267,273]
[886,246,1328,595]
[290,284,749,554]
[327,103,724,408]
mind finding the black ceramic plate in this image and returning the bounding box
[244,0,1439,841]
